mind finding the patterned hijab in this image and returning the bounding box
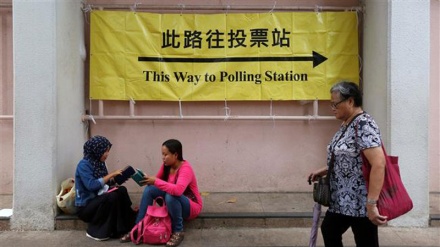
[83,135,112,179]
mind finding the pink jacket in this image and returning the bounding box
[154,160,203,219]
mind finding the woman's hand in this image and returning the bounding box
[142,175,156,186]
[103,169,122,184]
[308,172,319,184]
[367,203,388,225]
[110,169,123,178]
[308,166,328,184]
[363,147,387,225]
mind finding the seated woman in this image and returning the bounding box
[121,139,203,247]
[75,135,137,241]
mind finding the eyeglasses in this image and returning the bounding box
[330,99,347,109]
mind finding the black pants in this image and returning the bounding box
[321,211,379,247]
[77,186,136,239]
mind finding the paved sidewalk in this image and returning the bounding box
[0,227,439,247]
[1,192,439,246]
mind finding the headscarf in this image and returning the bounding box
[83,135,112,179]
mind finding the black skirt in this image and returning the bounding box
[77,186,136,239]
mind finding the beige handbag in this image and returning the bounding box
[56,178,77,214]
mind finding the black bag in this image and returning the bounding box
[313,176,330,207]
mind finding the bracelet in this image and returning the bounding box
[367,199,377,205]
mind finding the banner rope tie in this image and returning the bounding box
[178,99,183,119]
[223,99,231,121]
[269,1,276,14]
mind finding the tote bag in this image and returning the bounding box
[362,144,413,221]
[56,178,77,215]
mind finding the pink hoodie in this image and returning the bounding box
[154,160,203,219]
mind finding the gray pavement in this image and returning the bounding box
[0,227,439,247]
[1,193,440,246]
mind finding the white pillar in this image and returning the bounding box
[12,0,85,230]
[13,0,57,230]
[364,0,430,227]
[389,0,430,227]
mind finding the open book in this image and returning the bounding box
[114,165,146,186]
[131,168,146,186]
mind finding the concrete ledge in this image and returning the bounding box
[429,214,440,227]
[2,192,439,231]
[0,212,437,231]
[200,212,316,218]
[186,216,315,229]
[53,211,440,230]
[55,216,86,231]
[54,211,318,230]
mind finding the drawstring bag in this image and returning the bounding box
[56,178,77,215]
[130,196,172,245]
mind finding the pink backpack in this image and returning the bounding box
[131,197,172,245]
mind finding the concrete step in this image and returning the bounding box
[53,212,440,230]
[55,192,320,230]
[54,212,319,230]
[1,192,440,230]
[55,192,440,230]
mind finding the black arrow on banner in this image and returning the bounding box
[138,51,328,68]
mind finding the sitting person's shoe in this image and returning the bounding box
[120,233,131,243]
[86,232,109,241]
[166,232,185,247]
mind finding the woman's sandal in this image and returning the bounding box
[120,233,131,243]
[166,232,185,247]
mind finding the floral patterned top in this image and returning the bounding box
[327,112,381,217]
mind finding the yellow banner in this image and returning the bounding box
[90,11,359,101]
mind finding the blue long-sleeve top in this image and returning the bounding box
[74,159,105,207]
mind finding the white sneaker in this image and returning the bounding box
[86,232,109,241]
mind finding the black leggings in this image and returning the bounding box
[321,211,379,247]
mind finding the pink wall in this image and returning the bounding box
[89,101,339,192]
[429,0,439,192]
[0,8,12,195]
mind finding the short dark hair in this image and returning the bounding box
[330,81,363,107]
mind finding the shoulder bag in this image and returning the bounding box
[361,144,413,221]
[356,121,413,220]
